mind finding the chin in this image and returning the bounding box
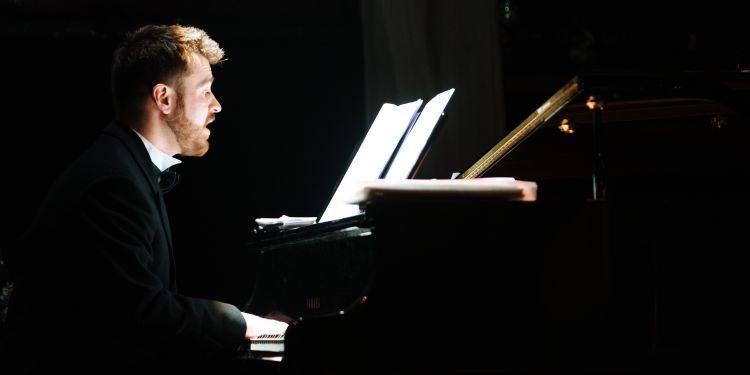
[193,143,210,156]
[197,144,210,157]
[181,142,210,157]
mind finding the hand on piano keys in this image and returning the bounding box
[241,311,290,340]
[236,332,285,362]
[250,333,285,355]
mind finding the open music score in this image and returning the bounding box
[320,88,455,223]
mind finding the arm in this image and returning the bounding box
[76,177,249,352]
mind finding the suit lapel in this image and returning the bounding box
[155,190,177,289]
[101,123,176,272]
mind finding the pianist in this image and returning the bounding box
[0,24,287,373]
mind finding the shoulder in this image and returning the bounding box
[41,126,156,211]
[66,124,151,185]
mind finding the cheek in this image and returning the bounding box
[183,99,207,123]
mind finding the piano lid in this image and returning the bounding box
[459,76,583,179]
[457,72,750,194]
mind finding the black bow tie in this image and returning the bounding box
[153,165,180,194]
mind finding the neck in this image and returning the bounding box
[130,113,180,156]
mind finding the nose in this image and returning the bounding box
[210,95,222,114]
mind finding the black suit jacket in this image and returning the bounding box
[1,123,246,373]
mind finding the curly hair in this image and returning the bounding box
[111,24,225,122]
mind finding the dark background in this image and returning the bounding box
[2,0,749,315]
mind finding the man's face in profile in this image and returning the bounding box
[167,53,221,157]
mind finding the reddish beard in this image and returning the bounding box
[167,97,210,157]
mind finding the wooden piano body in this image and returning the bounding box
[243,72,750,373]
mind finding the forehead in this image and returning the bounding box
[181,53,213,86]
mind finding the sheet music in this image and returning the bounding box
[319,99,423,223]
[384,88,455,179]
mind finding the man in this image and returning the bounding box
[0,24,287,373]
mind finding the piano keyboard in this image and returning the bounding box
[250,333,285,353]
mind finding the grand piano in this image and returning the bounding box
[241,71,750,373]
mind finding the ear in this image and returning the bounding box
[151,83,175,115]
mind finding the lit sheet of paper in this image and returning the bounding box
[319,99,423,222]
[385,88,455,180]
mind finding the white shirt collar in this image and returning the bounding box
[131,129,182,172]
